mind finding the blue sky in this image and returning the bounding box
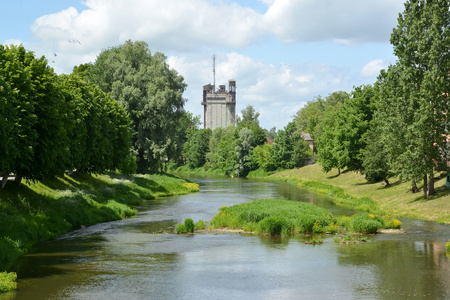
[0,0,405,130]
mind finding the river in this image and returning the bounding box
[3,176,450,299]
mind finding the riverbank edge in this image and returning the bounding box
[268,164,450,224]
[173,164,450,224]
[0,172,199,275]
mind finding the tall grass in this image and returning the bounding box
[0,172,199,274]
[209,198,401,237]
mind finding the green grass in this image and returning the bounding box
[0,172,199,273]
[271,164,450,224]
[208,198,400,236]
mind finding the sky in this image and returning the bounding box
[0,0,406,130]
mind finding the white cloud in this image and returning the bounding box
[360,59,387,78]
[263,0,404,44]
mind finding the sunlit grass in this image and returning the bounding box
[271,164,450,224]
[209,198,400,237]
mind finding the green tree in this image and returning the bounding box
[235,127,254,177]
[294,96,326,137]
[0,45,70,183]
[216,126,239,175]
[379,0,450,197]
[183,128,212,169]
[272,121,311,169]
[88,40,187,173]
[251,143,276,172]
[236,105,266,146]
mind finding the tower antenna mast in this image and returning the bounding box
[212,54,216,89]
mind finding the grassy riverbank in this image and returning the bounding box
[0,173,199,272]
[270,164,450,224]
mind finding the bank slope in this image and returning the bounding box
[270,164,450,224]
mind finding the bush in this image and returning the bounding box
[350,213,383,234]
[175,218,196,234]
[175,223,188,234]
[0,272,17,292]
[258,216,293,236]
[184,218,195,233]
[195,220,206,230]
[446,240,450,254]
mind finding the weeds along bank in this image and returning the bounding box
[0,173,199,273]
[270,164,450,224]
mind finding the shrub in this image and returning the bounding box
[350,213,383,234]
[184,218,195,233]
[382,216,402,229]
[195,220,206,230]
[446,240,450,253]
[175,223,188,234]
[258,216,293,236]
[0,272,17,292]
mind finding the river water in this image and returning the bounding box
[4,176,450,300]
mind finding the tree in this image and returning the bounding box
[235,128,254,177]
[236,105,266,146]
[0,44,70,183]
[251,143,276,172]
[183,128,211,169]
[272,121,311,169]
[379,0,450,197]
[88,40,187,173]
[294,96,326,138]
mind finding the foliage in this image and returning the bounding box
[183,129,211,169]
[210,198,400,237]
[184,218,195,233]
[236,105,266,146]
[175,223,187,234]
[195,220,206,230]
[210,198,337,236]
[315,85,376,174]
[272,121,312,169]
[88,40,187,173]
[349,213,383,234]
[446,240,450,254]
[235,128,254,177]
[0,45,133,185]
[251,143,277,172]
[376,0,450,197]
[175,218,206,233]
[0,272,16,292]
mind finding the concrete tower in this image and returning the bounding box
[202,80,236,130]
[201,56,236,130]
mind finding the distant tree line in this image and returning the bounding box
[293,0,450,198]
[178,105,312,177]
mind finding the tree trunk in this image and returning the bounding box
[383,177,390,187]
[1,174,7,188]
[338,168,341,176]
[14,176,22,186]
[428,174,435,197]
[423,175,428,199]
[411,179,418,193]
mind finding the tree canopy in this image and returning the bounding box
[87,40,187,173]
